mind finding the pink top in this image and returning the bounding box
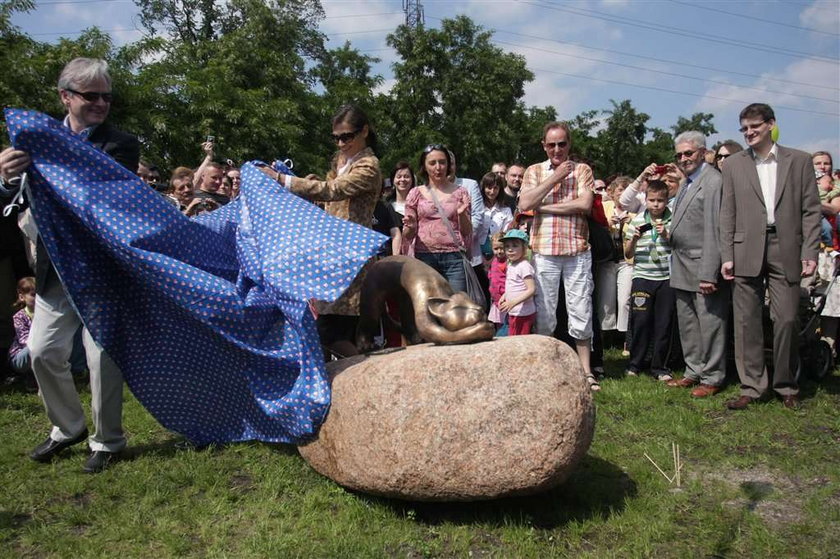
[505,259,536,317]
[488,257,507,303]
[405,186,471,253]
[9,308,32,359]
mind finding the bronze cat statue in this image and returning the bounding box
[356,256,495,352]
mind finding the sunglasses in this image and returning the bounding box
[544,141,569,149]
[715,153,731,161]
[674,149,698,160]
[65,88,113,103]
[738,120,767,134]
[331,130,360,143]
[423,143,448,154]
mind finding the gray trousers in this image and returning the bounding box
[732,233,800,398]
[29,280,125,452]
[674,285,729,387]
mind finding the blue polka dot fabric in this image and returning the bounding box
[5,109,388,445]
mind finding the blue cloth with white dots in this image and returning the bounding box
[5,109,387,445]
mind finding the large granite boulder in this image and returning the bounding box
[297,335,595,501]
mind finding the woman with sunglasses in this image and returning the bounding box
[402,145,472,292]
[259,104,382,357]
[713,140,743,171]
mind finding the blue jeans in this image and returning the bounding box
[821,217,833,246]
[417,251,467,293]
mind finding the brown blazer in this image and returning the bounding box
[719,145,820,283]
[289,147,382,315]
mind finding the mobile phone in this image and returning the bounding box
[206,135,215,142]
[638,223,653,233]
[654,165,668,175]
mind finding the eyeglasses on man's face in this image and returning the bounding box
[544,141,568,150]
[65,88,113,103]
[738,120,767,134]
[674,149,698,160]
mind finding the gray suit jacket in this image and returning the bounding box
[669,163,723,292]
[720,145,820,283]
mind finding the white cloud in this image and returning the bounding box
[695,57,839,114]
[800,1,840,34]
[798,136,840,157]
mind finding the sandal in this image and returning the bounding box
[586,373,601,392]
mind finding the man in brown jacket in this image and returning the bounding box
[719,103,821,410]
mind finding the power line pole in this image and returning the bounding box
[403,0,424,28]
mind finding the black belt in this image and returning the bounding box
[766,224,776,233]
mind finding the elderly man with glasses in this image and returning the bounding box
[665,131,728,398]
[0,57,139,473]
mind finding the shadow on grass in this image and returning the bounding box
[356,455,636,529]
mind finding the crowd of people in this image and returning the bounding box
[0,57,835,473]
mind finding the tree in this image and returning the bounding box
[124,0,331,172]
[671,112,717,137]
[596,99,650,176]
[384,16,538,177]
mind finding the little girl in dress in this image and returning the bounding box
[486,233,507,331]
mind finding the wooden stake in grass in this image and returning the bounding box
[644,443,683,487]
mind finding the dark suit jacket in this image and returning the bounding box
[35,121,140,293]
[669,163,723,291]
[719,145,820,283]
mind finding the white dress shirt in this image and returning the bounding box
[753,144,779,226]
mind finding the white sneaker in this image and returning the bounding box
[625,370,638,377]
[657,373,673,382]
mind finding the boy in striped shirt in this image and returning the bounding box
[623,180,675,381]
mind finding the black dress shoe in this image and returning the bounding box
[29,429,89,462]
[83,450,121,474]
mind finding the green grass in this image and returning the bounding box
[2,350,839,558]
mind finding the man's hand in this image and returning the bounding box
[551,160,575,183]
[721,261,734,280]
[0,147,31,181]
[201,141,214,158]
[801,259,817,277]
[699,281,717,295]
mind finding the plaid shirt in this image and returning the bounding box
[520,159,593,256]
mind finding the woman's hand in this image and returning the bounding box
[258,166,280,182]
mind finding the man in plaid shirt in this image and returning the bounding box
[519,121,597,388]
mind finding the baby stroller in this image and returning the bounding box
[763,269,837,382]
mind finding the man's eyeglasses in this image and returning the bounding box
[331,130,360,143]
[738,120,767,134]
[65,88,113,103]
[674,149,698,160]
[715,153,731,161]
[544,141,568,149]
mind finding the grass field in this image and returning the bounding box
[1,348,839,558]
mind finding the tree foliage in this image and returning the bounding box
[383,16,545,177]
[0,4,725,182]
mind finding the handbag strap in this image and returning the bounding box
[427,185,465,253]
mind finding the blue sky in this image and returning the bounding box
[12,0,840,163]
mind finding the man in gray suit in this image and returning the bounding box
[720,103,821,410]
[667,131,728,397]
